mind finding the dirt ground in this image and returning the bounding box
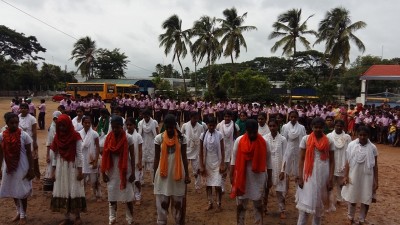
[0,97,399,225]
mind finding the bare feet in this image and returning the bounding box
[58,219,70,225]
[215,204,222,213]
[74,217,82,225]
[205,203,213,211]
[135,200,141,206]
[280,212,287,219]
[11,214,20,222]
[18,218,27,225]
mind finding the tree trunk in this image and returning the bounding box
[231,54,236,96]
[177,55,187,95]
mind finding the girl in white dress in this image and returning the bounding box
[296,117,334,225]
[50,114,86,225]
[264,119,288,219]
[216,110,239,193]
[0,113,34,224]
[257,112,270,136]
[153,114,191,225]
[102,116,136,225]
[200,117,225,212]
[138,109,159,184]
[326,119,352,212]
[281,110,306,190]
[125,117,144,205]
[341,126,378,225]
[79,116,101,201]
[44,111,62,192]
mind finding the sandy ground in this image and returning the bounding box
[0,97,399,225]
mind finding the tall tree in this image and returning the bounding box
[218,7,257,93]
[315,7,367,79]
[191,16,223,93]
[159,14,191,94]
[94,48,129,79]
[269,9,316,57]
[70,36,97,80]
[0,25,46,61]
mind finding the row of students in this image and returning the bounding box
[0,110,378,225]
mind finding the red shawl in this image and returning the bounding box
[230,133,267,198]
[51,114,82,162]
[101,131,129,190]
[2,128,22,173]
[303,132,330,181]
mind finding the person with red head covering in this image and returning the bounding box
[50,114,86,225]
[0,113,34,224]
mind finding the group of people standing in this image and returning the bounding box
[0,95,381,225]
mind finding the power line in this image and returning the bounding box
[1,0,155,73]
[1,0,78,40]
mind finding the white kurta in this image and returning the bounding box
[281,122,306,176]
[138,118,158,163]
[216,121,239,163]
[258,124,270,136]
[106,136,135,202]
[263,133,287,192]
[72,117,83,132]
[181,122,205,160]
[327,131,352,177]
[126,130,144,182]
[52,141,86,200]
[0,131,33,199]
[231,136,271,200]
[79,128,100,174]
[295,136,334,216]
[153,134,187,196]
[200,131,223,187]
[341,139,377,205]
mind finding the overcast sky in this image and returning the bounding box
[1,0,399,79]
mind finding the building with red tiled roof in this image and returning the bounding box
[360,65,400,80]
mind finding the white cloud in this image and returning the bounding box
[1,0,399,78]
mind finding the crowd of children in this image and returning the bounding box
[0,96,383,225]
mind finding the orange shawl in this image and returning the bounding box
[159,131,183,181]
[230,133,267,198]
[2,128,22,174]
[101,131,129,190]
[303,132,330,181]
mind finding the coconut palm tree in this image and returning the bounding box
[315,7,366,79]
[70,36,96,80]
[218,7,257,93]
[191,16,223,93]
[269,9,317,57]
[159,14,191,94]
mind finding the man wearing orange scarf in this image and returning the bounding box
[296,117,334,225]
[153,114,190,225]
[102,116,136,225]
[230,119,272,225]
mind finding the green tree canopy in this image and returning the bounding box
[70,36,97,80]
[0,25,46,61]
[159,14,191,93]
[94,48,129,79]
[269,9,316,57]
[315,7,366,78]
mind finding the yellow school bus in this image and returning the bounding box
[66,83,117,101]
[116,84,140,97]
